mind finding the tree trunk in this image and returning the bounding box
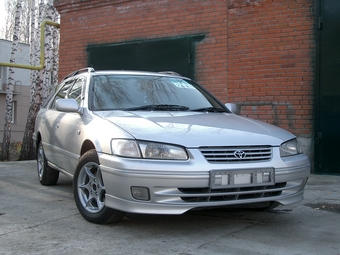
[18,0,37,160]
[19,0,43,160]
[19,0,60,160]
[1,0,22,161]
[0,64,15,161]
[29,0,37,104]
[18,105,37,160]
[19,78,42,160]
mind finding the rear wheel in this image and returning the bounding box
[37,141,59,185]
[73,149,125,224]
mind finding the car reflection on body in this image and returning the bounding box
[33,68,310,224]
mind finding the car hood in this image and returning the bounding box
[94,111,294,147]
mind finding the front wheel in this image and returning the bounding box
[73,149,125,224]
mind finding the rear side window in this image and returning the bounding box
[50,79,75,109]
[68,77,85,105]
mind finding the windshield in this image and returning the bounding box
[90,75,226,112]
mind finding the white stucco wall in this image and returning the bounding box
[0,39,30,88]
[0,39,31,142]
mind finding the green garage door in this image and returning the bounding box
[315,0,340,174]
[87,35,204,79]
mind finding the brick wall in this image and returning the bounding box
[54,0,315,139]
[55,0,229,99]
[227,0,315,136]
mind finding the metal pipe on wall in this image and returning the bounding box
[0,20,60,70]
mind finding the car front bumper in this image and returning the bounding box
[99,149,310,214]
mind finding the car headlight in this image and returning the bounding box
[111,139,188,160]
[111,139,141,158]
[280,139,303,157]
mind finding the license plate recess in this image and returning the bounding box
[210,168,275,188]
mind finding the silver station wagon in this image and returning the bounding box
[33,68,310,224]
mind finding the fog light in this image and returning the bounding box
[131,186,150,201]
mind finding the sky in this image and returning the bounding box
[0,0,6,31]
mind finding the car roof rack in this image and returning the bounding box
[62,67,95,81]
[158,71,181,76]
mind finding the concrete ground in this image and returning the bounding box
[0,160,339,255]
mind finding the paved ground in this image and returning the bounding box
[0,160,339,255]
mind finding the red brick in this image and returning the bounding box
[55,0,315,136]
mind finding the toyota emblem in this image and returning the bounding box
[234,150,246,159]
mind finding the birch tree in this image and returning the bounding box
[19,0,40,160]
[1,0,15,41]
[0,0,60,160]
[29,0,38,103]
[0,0,22,161]
[0,0,33,43]
[19,0,59,160]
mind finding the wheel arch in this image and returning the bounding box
[80,139,96,156]
[35,132,42,154]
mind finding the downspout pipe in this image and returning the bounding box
[0,20,60,71]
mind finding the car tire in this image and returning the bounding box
[37,141,59,185]
[73,149,125,224]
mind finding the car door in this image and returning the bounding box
[41,79,76,166]
[54,77,86,174]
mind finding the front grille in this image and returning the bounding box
[179,182,286,203]
[199,146,272,163]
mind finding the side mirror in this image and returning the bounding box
[225,103,239,114]
[56,99,82,114]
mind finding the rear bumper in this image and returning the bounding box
[99,151,310,214]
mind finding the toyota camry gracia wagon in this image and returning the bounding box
[33,68,310,224]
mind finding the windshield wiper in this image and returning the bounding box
[126,104,190,111]
[191,107,226,112]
